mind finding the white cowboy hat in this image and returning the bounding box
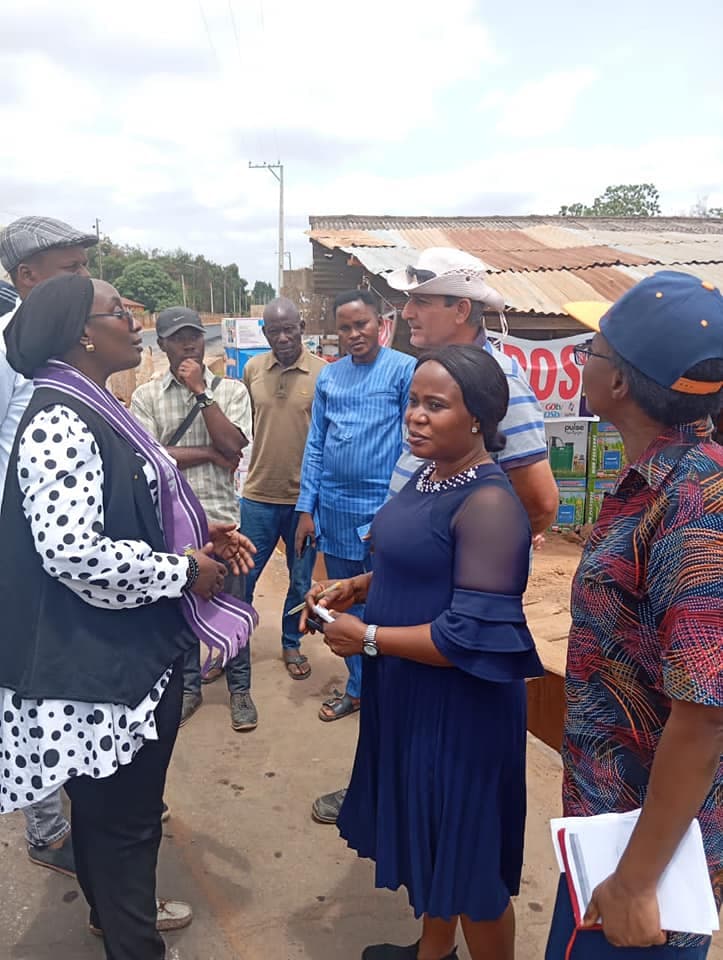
[386,247,505,312]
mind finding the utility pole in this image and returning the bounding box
[249,160,284,296]
[209,280,214,314]
[180,274,187,308]
[94,218,103,279]
[223,271,227,314]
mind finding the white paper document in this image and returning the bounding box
[550,809,719,936]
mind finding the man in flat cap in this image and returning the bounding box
[0,215,97,879]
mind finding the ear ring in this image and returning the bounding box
[471,425,479,434]
[84,342,96,353]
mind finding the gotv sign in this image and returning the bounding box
[495,333,593,419]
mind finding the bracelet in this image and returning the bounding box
[185,554,200,590]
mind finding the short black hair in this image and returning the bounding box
[333,289,378,318]
[442,296,485,328]
[612,351,723,426]
[415,344,508,453]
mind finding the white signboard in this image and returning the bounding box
[495,333,593,419]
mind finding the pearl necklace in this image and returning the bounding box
[415,460,489,494]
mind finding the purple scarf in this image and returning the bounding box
[34,360,257,665]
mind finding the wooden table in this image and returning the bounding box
[524,598,570,753]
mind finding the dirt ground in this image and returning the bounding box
[0,539,720,960]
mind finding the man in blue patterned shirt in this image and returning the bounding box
[296,290,415,722]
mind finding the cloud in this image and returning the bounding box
[480,68,597,138]
[0,1,721,289]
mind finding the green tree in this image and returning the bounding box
[559,183,661,217]
[251,280,276,304]
[115,260,182,312]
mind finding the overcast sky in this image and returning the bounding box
[1,0,721,288]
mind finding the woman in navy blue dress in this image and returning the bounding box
[304,345,544,960]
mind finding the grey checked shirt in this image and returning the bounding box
[131,367,252,524]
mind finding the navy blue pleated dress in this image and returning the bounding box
[337,462,544,922]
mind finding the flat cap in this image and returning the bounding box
[0,216,97,273]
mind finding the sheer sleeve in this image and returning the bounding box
[430,480,545,682]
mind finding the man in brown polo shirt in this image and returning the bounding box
[241,298,326,679]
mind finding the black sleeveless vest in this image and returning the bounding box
[0,387,194,708]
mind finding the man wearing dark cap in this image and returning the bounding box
[0,215,97,879]
[546,272,723,959]
[130,307,257,731]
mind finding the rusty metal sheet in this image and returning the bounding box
[307,230,395,249]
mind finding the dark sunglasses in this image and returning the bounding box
[405,265,437,285]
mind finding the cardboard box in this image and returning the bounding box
[552,481,587,528]
[588,421,626,478]
[585,479,617,524]
[545,420,589,479]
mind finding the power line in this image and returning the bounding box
[197,0,221,69]
[228,0,243,68]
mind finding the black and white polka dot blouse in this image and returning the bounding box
[0,405,186,814]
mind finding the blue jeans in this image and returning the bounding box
[241,498,317,650]
[23,788,70,847]
[323,552,373,700]
[545,875,711,959]
[183,570,251,695]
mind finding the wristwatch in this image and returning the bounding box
[194,392,216,409]
[363,623,379,657]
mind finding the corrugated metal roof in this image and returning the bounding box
[309,215,723,316]
[309,214,723,235]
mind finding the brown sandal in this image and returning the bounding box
[283,651,311,680]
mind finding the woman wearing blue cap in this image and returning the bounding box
[546,271,723,959]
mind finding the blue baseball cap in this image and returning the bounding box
[565,271,723,395]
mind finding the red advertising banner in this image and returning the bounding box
[494,333,593,419]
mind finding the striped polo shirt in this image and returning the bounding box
[388,335,547,496]
[296,347,415,560]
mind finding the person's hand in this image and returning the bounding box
[321,612,366,657]
[300,578,356,633]
[582,872,666,948]
[189,542,227,600]
[207,522,256,575]
[294,512,316,558]
[532,533,545,550]
[211,448,241,472]
[176,358,206,395]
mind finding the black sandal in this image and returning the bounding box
[283,651,311,680]
[318,689,361,722]
[362,943,457,959]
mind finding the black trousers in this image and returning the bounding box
[65,661,183,960]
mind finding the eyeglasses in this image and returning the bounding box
[88,309,135,328]
[406,265,437,285]
[573,340,613,366]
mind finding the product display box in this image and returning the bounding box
[545,420,589,479]
[586,479,618,524]
[588,421,626,478]
[552,480,588,528]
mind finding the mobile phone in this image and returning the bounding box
[306,617,326,633]
[311,604,335,623]
[300,534,313,557]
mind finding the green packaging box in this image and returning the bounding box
[588,421,626,478]
[552,481,587,528]
[585,479,618,524]
[545,420,590,479]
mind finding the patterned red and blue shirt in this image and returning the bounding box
[562,419,723,947]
